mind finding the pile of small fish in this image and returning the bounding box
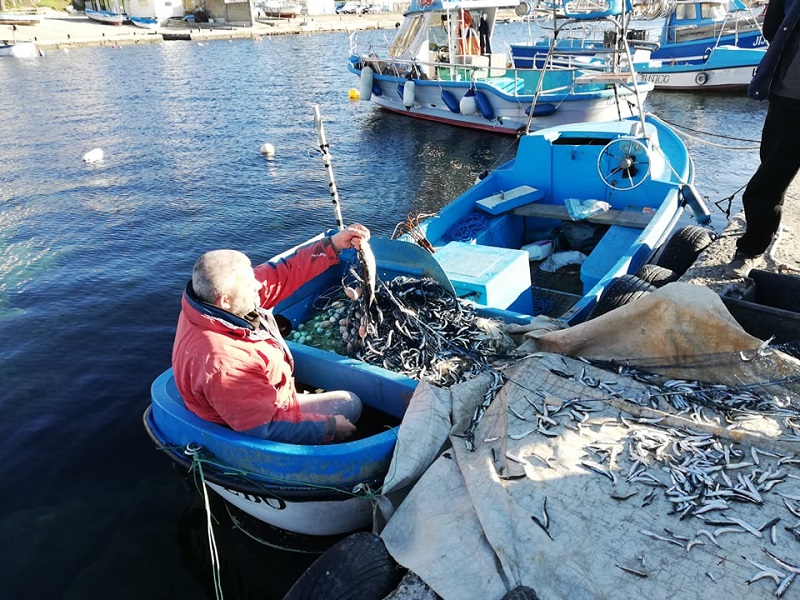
[501,357,800,593]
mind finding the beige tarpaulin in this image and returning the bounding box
[377,284,800,600]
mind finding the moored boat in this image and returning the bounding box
[396,112,711,324]
[86,0,125,25]
[127,15,160,29]
[145,341,418,537]
[634,0,767,90]
[0,40,40,57]
[348,0,654,135]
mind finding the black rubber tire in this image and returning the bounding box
[655,225,716,274]
[283,532,404,600]
[589,274,656,319]
[635,263,680,288]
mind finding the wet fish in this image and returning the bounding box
[357,238,377,307]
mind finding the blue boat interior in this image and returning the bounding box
[400,117,694,321]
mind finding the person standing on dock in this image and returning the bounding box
[726,0,800,277]
[172,224,370,444]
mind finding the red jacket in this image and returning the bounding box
[171,237,340,442]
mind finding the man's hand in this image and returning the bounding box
[331,223,370,253]
[332,415,356,441]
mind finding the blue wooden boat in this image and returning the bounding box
[348,0,653,135]
[397,112,711,324]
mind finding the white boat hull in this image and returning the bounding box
[637,64,759,90]
[86,8,125,25]
[0,41,39,58]
[208,483,373,536]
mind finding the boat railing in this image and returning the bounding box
[357,53,646,98]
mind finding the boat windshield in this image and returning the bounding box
[389,13,429,58]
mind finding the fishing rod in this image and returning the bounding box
[312,104,346,231]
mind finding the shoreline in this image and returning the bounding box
[4,11,408,50]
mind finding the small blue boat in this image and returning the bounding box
[145,341,418,537]
[398,112,711,324]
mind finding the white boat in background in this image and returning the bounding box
[123,0,181,30]
[0,40,40,57]
[257,0,300,18]
[348,0,653,135]
[86,0,125,25]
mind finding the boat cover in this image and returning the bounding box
[377,283,800,600]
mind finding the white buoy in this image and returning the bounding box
[83,148,104,164]
[402,80,415,109]
[459,90,477,115]
[359,66,374,101]
[260,143,275,158]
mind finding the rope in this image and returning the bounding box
[658,116,761,149]
[444,212,491,242]
[188,451,224,600]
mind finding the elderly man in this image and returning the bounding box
[172,224,370,444]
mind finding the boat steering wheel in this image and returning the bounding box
[597,137,652,190]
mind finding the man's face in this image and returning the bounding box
[227,264,262,317]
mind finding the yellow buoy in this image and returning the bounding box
[260,143,275,157]
[348,88,360,101]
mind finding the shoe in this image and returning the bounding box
[724,252,764,278]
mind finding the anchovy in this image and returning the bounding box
[357,239,376,307]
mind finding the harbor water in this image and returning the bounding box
[0,21,766,599]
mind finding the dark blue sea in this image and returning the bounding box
[0,21,766,599]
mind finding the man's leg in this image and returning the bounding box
[737,98,800,257]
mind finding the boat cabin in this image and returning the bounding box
[389,0,515,79]
[663,0,765,45]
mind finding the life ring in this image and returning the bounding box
[695,72,708,85]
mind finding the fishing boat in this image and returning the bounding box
[86,0,126,25]
[634,0,767,90]
[144,336,418,539]
[395,112,711,324]
[510,0,766,90]
[0,40,39,57]
[348,0,654,135]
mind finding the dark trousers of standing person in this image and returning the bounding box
[737,95,800,257]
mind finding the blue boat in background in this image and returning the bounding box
[511,0,766,91]
[636,0,767,90]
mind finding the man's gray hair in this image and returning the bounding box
[192,249,251,303]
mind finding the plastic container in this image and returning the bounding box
[521,240,554,261]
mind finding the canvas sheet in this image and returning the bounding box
[377,285,800,600]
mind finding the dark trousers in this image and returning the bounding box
[737,95,800,256]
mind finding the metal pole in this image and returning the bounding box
[312,104,346,231]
